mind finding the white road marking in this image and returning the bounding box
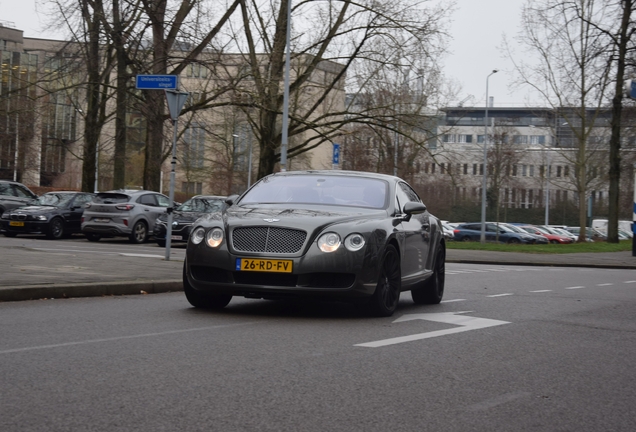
[624,280,636,283]
[530,290,552,293]
[565,286,585,290]
[355,312,510,348]
[597,283,613,286]
[0,321,265,355]
[486,293,514,297]
[441,299,466,303]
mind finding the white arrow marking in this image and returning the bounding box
[354,311,510,348]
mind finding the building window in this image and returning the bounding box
[529,165,534,177]
[512,165,518,176]
[183,124,206,169]
[463,163,468,175]
[529,135,546,145]
[522,165,527,177]
[564,165,569,177]
[182,182,202,194]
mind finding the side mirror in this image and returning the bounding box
[403,201,427,215]
[225,194,240,206]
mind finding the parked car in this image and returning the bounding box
[453,222,537,244]
[0,191,94,239]
[183,170,446,317]
[154,195,227,247]
[563,226,602,242]
[81,190,171,243]
[519,225,574,244]
[0,180,38,216]
[441,221,455,241]
[500,223,549,244]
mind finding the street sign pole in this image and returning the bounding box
[163,89,189,261]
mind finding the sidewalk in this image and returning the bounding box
[1,244,635,303]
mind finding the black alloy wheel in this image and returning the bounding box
[412,244,445,305]
[508,237,521,244]
[182,263,232,309]
[46,218,64,240]
[129,220,148,244]
[369,244,401,317]
[85,233,101,242]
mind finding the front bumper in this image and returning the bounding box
[0,220,49,234]
[185,239,380,300]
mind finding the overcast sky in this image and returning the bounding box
[1,0,535,107]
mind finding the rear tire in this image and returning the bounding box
[508,238,521,244]
[46,218,64,240]
[3,232,17,238]
[368,245,401,317]
[461,236,471,242]
[157,240,166,247]
[183,263,232,309]
[85,233,101,242]
[129,221,148,244]
[412,244,445,305]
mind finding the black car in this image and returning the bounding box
[0,191,95,239]
[0,180,38,216]
[154,195,227,247]
[183,170,446,317]
[452,222,537,244]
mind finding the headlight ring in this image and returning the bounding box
[318,232,341,253]
[191,227,206,245]
[206,227,224,248]
[344,233,366,251]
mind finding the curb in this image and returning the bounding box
[446,259,636,270]
[0,280,183,302]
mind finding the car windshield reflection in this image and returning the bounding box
[240,175,388,209]
[37,193,74,207]
[177,198,224,213]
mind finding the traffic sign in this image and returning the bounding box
[136,75,178,90]
[165,90,189,121]
[332,143,340,165]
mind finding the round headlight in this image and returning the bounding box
[206,227,224,248]
[191,227,205,245]
[344,233,365,251]
[318,232,341,253]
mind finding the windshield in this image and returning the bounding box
[503,224,524,233]
[240,175,388,209]
[37,193,74,207]
[178,198,224,213]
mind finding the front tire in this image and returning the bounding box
[46,218,64,240]
[129,220,148,244]
[183,263,232,309]
[412,244,445,305]
[3,232,17,238]
[85,233,101,242]
[369,244,401,317]
[157,239,166,247]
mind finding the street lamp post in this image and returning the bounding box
[280,0,292,172]
[481,70,498,243]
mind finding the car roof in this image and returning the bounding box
[267,170,401,182]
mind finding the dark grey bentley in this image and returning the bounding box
[183,170,446,316]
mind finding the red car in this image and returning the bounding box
[518,225,574,244]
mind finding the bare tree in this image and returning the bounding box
[509,0,614,242]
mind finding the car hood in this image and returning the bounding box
[198,205,386,232]
[8,205,59,215]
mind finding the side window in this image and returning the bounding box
[73,194,93,206]
[156,195,170,207]
[0,184,11,196]
[395,185,410,214]
[399,182,421,204]
[14,186,33,198]
[138,194,157,206]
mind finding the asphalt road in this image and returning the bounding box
[2,261,635,431]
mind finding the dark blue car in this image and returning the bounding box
[453,222,537,244]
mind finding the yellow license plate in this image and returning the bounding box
[236,258,293,273]
[9,221,24,227]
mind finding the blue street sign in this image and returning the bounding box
[333,143,340,165]
[136,75,178,90]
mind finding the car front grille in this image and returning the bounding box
[232,226,307,254]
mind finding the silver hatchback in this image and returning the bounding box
[81,190,170,243]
